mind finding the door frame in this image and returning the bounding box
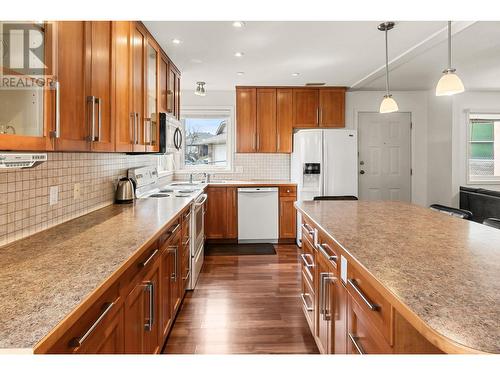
[354,111,413,202]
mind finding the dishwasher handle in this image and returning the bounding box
[237,187,278,193]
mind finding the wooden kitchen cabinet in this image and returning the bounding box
[144,38,160,152]
[130,22,147,152]
[276,88,293,153]
[159,56,168,113]
[236,88,257,152]
[293,88,319,128]
[279,197,296,240]
[256,88,277,152]
[167,62,181,120]
[226,187,238,239]
[319,88,345,128]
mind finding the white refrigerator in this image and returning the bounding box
[291,129,358,245]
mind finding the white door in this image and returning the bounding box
[358,112,411,202]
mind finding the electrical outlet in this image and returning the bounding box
[73,183,81,199]
[49,186,58,205]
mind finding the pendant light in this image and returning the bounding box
[435,21,465,96]
[378,22,399,114]
[195,81,206,96]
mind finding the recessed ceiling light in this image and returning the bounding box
[232,21,245,28]
[234,52,244,57]
[172,38,182,45]
[292,73,300,77]
[237,72,245,76]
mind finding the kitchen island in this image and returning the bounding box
[295,200,500,354]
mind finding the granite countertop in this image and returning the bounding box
[0,196,195,350]
[295,200,500,353]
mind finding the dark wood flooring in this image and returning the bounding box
[162,244,319,354]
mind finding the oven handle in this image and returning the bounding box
[194,194,208,206]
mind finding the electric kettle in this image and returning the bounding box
[115,177,135,203]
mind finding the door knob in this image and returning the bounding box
[360,170,365,175]
[360,161,365,165]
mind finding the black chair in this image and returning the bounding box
[483,218,500,229]
[313,196,358,201]
[429,204,472,220]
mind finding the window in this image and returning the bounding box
[468,113,500,183]
[181,107,233,170]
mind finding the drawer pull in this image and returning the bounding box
[300,293,314,311]
[348,332,365,354]
[300,253,314,268]
[302,223,315,236]
[69,302,114,347]
[348,279,379,311]
[317,243,338,262]
[144,282,154,331]
[140,249,159,268]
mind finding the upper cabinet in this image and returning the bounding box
[0,21,55,151]
[236,86,345,154]
[0,21,180,153]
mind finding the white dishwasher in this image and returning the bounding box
[238,187,279,243]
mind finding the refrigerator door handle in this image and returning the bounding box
[322,131,326,195]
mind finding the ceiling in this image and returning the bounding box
[144,21,500,92]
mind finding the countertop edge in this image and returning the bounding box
[295,202,489,355]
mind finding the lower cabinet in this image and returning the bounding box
[205,187,237,240]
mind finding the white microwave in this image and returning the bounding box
[159,112,183,153]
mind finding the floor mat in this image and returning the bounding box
[205,243,276,256]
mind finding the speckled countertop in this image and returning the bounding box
[296,201,500,354]
[0,196,194,350]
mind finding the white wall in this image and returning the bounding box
[427,92,453,206]
[345,91,429,206]
[451,91,500,205]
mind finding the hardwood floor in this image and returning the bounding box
[162,244,319,354]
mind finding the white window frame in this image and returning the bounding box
[178,105,234,173]
[466,111,500,184]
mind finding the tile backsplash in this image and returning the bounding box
[0,152,168,247]
[175,153,291,181]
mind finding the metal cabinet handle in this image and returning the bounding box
[87,96,96,141]
[319,272,328,315]
[300,293,313,312]
[144,282,154,331]
[324,275,337,321]
[182,237,190,248]
[169,246,178,280]
[301,223,314,236]
[317,243,338,263]
[140,249,158,268]
[348,333,365,354]
[319,107,323,125]
[130,113,135,145]
[97,97,102,142]
[348,279,379,311]
[69,302,114,347]
[316,107,320,125]
[300,253,314,268]
[135,113,140,144]
[50,81,61,138]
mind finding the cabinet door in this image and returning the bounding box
[124,280,146,353]
[159,56,168,113]
[114,21,133,152]
[293,88,319,128]
[145,39,159,152]
[160,248,172,340]
[226,187,238,238]
[256,88,277,152]
[316,259,330,354]
[167,62,175,116]
[0,21,54,151]
[236,88,257,152]
[279,196,296,239]
[319,88,345,128]
[131,23,146,152]
[205,187,228,239]
[89,21,114,151]
[276,88,293,153]
[329,276,347,354]
[175,74,181,120]
[143,259,161,354]
[55,21,90,151]
[170,243,182,314]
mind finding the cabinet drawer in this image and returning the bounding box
[279,185,297,197]
[45,283,122,353]
[300,235,315,285]
[301,271,315,334]
[301,218,316,247]
[346,265,393,345]
[317,231,340,274]
[159,220,181,249]
[347,295,392,354]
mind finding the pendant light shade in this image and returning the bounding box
[435,21,465,96]
[380,94,399,114]
[378,22,398,114]
[195,81,206,96]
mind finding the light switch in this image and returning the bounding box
[73,183,81,199]
[49,186,58,205]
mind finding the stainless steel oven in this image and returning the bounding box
[189,193,207,290]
